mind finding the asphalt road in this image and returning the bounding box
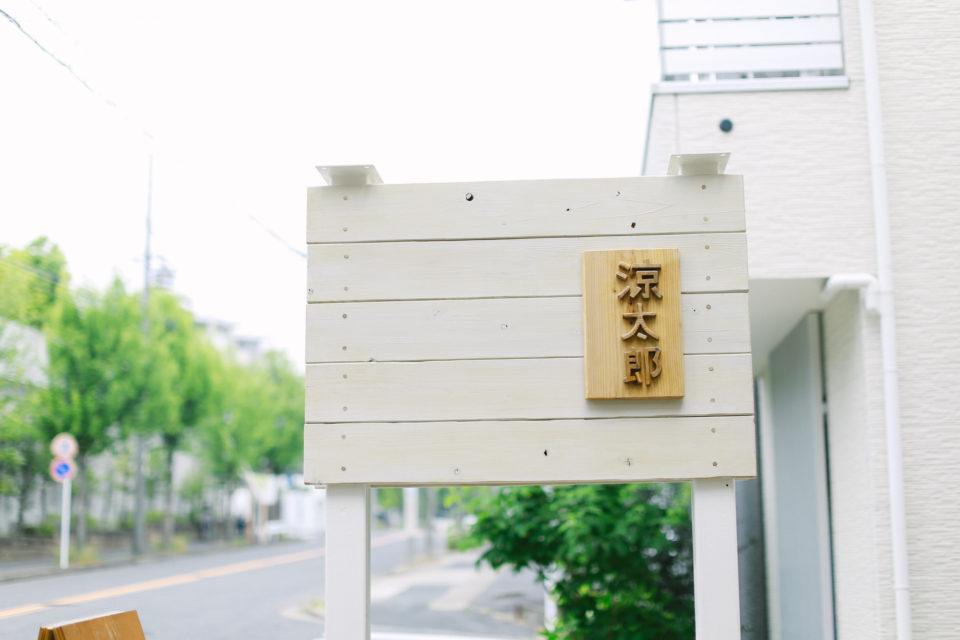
[0,532,541,639]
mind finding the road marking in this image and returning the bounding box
[0,603,47,619]
[0,547,324,621]
[0,532,416,622]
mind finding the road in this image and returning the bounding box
[0,532,541,639]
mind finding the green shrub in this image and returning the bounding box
[467,483,694,639]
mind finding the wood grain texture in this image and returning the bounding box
[38,611,145,640]
[307,233,747,302]
[306,293,750,363]
[307,175,744,243]
[304,416,757,485]
[305,354,753,423]
[583,249,684,399]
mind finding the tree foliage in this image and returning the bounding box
[466,483,694,639]
[0,237,306,542]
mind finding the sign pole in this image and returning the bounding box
[325,484,371,640]
[692,477,741,639]
[59,478,71,570]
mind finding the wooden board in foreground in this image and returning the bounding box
[38,610,145,640]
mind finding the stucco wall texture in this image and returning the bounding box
[645,0,960,637]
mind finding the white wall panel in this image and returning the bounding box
[305,354,753,423]
[307,234,747,302]
[663,43,844,75]
[307,293,750,363]
[305,416,757,486]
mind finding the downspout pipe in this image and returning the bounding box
[857,0,913,637]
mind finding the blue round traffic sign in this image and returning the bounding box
[49,456,77,483]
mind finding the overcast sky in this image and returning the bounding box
[0,0,660,365]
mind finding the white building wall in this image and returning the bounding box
[822,291,892,638]
[874,2,960,636]
[646,0,960,637]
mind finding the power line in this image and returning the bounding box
[249,216,306,259]
[0,6,105,104]
[0,5,152,140]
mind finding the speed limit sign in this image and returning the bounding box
[50,433,78,459]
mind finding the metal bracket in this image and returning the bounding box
[666,153,730,176]
[317,164,383,186]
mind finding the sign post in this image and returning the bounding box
[49,433,78,570]
[306,156,753,639]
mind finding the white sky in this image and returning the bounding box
[0,0,660,366]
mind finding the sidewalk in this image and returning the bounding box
[0,537,258,583]
[294,544,545,639]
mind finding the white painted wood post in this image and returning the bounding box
[325,484,371,640]
[692,477,741,640]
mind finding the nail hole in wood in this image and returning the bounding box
[630,222,636,228]
[543,449,548,456]
[712,461,718,467]
[341,466,347,471]
[711,427,717,433]
[705,244,710,250]
[343,227,348,232]
[707,337,713,343]
[454,468,460,475]
[342,346,347,351]
[344,286,349,291]
[703,216,709,222]
[701,184,707,190]
[465,193,474,202]
[344,255,349,259]
[342,374,348,379]
[708,366,714,371]
[341,434,346,439]
[343,196,348,201]
[342,313,348,319]
[710,398,716,403]
[342,406,348,411]
[706,304,712,310]
[706,275,711,281]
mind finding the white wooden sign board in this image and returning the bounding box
[306,157,754,640]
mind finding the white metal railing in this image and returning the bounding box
[656,0,848,93]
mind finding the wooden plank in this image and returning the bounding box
[307,233,747,302]
[305,354,753,423]
[583,249,684,399]
[304,416,757,485]
[661,16,841,48]
[663,43,844,75]
[308,175,744,243]
[306,293,750,363]
[325,485,371,640]
[38,611,145,640]
[692,478,742,640]
[661,0,839,21]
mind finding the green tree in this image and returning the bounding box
[0,237,69,533]
[38,281,149,548]
[0,237,68,328]
[255,350,305,475]
[141,290,220,548]
[466,483,694,639]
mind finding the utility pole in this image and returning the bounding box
[133,151,153,555]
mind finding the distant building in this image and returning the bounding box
[644,1,959,638]
[195,317,263,364]
[0,321,48,390]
